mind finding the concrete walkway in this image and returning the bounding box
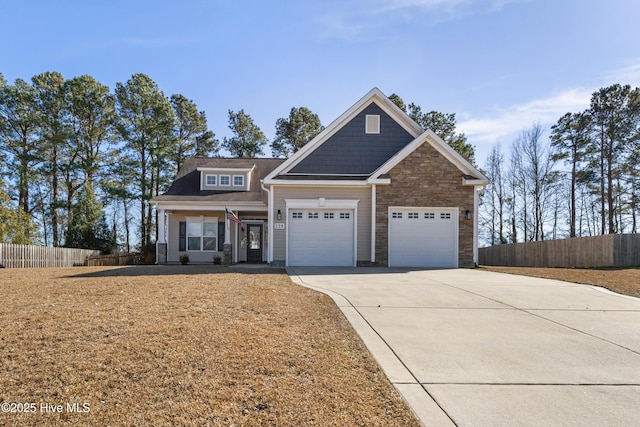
[287,267,640,427]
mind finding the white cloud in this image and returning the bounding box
[315,0,531,39]
[604,63,640,86]
[457,63,640,148]
[368,0,467,14]
[458,87,592,144]
[458,61,640,147]
[366,0,529,15]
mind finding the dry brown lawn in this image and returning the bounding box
[0,265,420,427]
[480,266,640,298]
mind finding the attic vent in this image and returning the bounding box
[365,115,380,134]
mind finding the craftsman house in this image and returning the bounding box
[152,88,488,267]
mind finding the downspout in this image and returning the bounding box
[371,185,376,264]
[261,182,272,264]
[474,186,480,266]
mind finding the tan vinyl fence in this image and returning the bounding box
[478,234,640,268]
[0,243,100,268]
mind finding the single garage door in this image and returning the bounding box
[389,207,458,268]
[288,209,354,266]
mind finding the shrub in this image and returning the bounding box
[213,255,221,265]
[139,243,156,265]
[179,254,190,265]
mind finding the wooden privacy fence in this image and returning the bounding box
[85,253,139,266]
[0,243,100,268]
[478,234,640,268]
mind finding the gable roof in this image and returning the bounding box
[264,87,488,185]
[370,129,489,185]
[152,157,285,203]
[287,102,415,175]
[264,87,422,181]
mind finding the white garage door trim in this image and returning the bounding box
[388,206,458,268]
[285,199,359,267]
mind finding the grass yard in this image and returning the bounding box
[480,265,640,298]
[0,265,420,426]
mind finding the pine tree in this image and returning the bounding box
[64,184,114,253]
[222,109,267,158]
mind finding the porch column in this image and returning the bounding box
[223,210,232,264]
[157,209,166,244]
[156,208,167,264]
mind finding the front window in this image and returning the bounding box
[205,174,217,186]
[233,175,244,186]
[203,222,217,250]
[187,221,200,250]
[187,217,218,251]
[220,175,230,186]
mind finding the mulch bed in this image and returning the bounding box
[480,266,640,298]
[0,265,420,426]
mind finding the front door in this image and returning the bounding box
[247,224,263,262]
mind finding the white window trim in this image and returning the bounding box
[185,216,219,252]
[365,114,380,134]
[219,175,231,186]
[233,175,244,187]
[205,174,217,186]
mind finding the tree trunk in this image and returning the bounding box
[51,143,59,247]
[599,145,606,235]
[146,166,155,247]
[606,139,615,234]
[632,194,637,233]
[140,147,147,247]
[570,146,577,238]
[124,199,131,253]
[19,159,29,215]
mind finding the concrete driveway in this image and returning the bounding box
[287,267,640,427]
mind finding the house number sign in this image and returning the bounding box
[274,223,285,230]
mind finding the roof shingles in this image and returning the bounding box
[153,157,284,203]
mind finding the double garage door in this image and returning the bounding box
[288,209,355,266]
[287,206,458,268]
[388,207,458,268]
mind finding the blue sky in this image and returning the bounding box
[2,0,639,164]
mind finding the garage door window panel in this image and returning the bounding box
[285,199,359,267]
[389,208,458,268]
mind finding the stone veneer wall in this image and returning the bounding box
[375,140,476,267]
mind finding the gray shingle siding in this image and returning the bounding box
[288,102,414,175]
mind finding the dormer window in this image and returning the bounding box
[365,114,380,134]
[198,165,254,191]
